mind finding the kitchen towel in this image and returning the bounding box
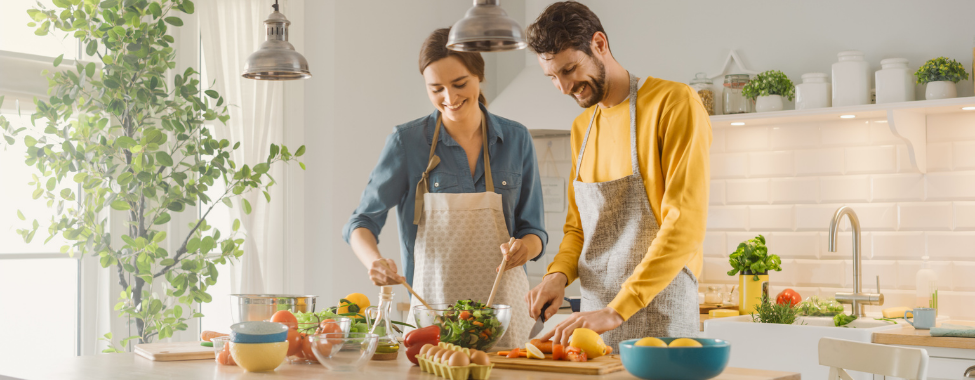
[930,323,975,338]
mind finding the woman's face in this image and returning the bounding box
[423,56,481,124]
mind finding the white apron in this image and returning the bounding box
[409,113,533,350]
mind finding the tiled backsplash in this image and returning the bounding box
[530,111,975,319]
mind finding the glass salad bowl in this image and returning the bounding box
[413,301,511,352]
[309,332,379,372]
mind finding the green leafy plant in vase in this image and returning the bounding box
[727,234,782,314]
[742,70,795,113]
[915,57,969,100]
[4,0,305,351]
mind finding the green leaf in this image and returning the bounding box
[154,213,171,225]
[115,136,136,149]
[180,0,195,14]
[24,135,37,147]
[111,200,130,210]
[153,231,167,243]
[85,62,95,78]
[148,2,162,18]
[53,54,63,67]
[242,199,252,215]
[204,90,218,99]
[164,17,183,26]
[270,144,279,158]
[295,145,305,157]
[232,219,240,232]
[46,178,56,191]
[167,201,184,212]
[299,162,306,170]
[156,151,173,166]
[86,41,98,56]
[17,210,25,221]
[253,163,269,174]
[104,78,120,89]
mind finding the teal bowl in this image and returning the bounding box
[618,338,730,380]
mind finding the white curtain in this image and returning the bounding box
[199,0,289,295]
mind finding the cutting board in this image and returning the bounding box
[134,341,215,361]
[489,353,624,375]
[700,304,738,314]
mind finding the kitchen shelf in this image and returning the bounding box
[710,96,975,173]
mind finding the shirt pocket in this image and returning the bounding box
[427,172,459,193]
[492,170,522,197]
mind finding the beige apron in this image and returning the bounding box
[575,74,699,351]
[409,113,533,350]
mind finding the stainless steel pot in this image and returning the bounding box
[230,294,317,323]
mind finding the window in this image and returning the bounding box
[0,0,80,60]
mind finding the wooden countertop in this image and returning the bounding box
[0,352,800,380]
[872,321,975,350]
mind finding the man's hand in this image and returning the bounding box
[368,258,405,286]
[539,307,624,347]
[525,273,567,321]
[498,239,529,272]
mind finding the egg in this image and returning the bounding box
[419,344,435,357]
[470,351,490,366]
[432,348,449,363]
[440,350,456,364]
[447,351,471,367]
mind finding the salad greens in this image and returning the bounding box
[439,300,504,350]
[795,296,846,317]
[833,313,857,327]
[727,235,782,280]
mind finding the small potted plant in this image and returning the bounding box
[915,57,970,100]
[742,70,795,112]
[727,235,783,314]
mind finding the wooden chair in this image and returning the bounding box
[819,337,929,380]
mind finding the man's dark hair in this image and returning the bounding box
[526,1,608,56]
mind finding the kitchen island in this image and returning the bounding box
[0,352,800,380]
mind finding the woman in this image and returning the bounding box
[342,28,547,349]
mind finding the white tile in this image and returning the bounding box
[795,148,845,176]
[841,260,898,291]
[703,257,736,284]
[710,180,726,206]
[821,231,873,260]
[896,144,922,174]
[951,262,975,292]
[926,113,975,142]
[939,291,975,319]
[953,141,975,170]
[869,120,903,144]
[793,259,846,287]
[725,179,769,204]
[750,151,794,177]
[926,232,975,260]
[703,232,726,258]
[797,204,846,231]
[768,232,820,259]
[770,178,819,204]
[707,206,749,230]
[774,258,798,286]
[770,124,820,149]
[710,129,726,154]
[926,142,953,172]
[898,202,953,231]
[845,145,897,174]
[954,202,975,230]
[749,205,795,231]
[821,120,870,146]
[865,290,912,315]
[927,172,975,200]
[820,176,870,203]
[726,232,768,256]
[710,153,748,179]
[798,203,896,232]
[872,232,925,260]
[851,203,898,230]
[725,126,769,152]
[872,174,924,201]
[896,261,953,291]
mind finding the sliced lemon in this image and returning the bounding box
[668,338,703,347]
[634,337,668,347]
[569,328,608,358]
[525,342,545,360]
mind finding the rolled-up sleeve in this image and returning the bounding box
[513,135,548,260]
[342,132,409,244]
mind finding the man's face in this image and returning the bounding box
[537,48,607,108]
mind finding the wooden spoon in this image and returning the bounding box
[486,237,516,307]
[379,260,432,310]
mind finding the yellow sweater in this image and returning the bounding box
[546,76,712,320]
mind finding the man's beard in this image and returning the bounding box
[569,56,607,108]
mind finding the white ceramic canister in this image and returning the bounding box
[875,58,915,104]
[832,51,871,107]
[795,73,831,110]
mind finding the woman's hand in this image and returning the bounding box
[497,234,543,272]
[368,258,405,286]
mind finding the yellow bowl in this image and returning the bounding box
[229,341,288,372]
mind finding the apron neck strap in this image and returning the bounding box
[481,113,494,193]
[574,73,641,180]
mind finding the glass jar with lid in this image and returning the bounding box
[705,286,722,304]
[689,72,714,115]
[723,74,752,114]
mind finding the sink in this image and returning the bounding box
[703,315,901,380]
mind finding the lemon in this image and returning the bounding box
[668,338,703,348]
[634,337,668,347]
[569,328,609,358]
[338,293,371,315]
[525,343,545,360]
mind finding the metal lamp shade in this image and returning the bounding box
[447,0,526,52]
[242,9,311,80]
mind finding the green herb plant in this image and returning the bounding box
[741,70,795,101]
[751,294,800,325]
[5,0,305,351]
[833,313,857,327]
[915,57,969,84]
[727,234,782,280]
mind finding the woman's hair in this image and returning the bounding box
[418,28,487,106]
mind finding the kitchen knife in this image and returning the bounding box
[529,302,551,338]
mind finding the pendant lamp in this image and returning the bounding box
[242,0,311,80]
[447,0,526,52]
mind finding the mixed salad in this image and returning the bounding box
[795,296,845,317]
[438,300,504,350]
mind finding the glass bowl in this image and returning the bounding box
[211,336,235,365]
[309,332,378,372]
[413,303,511,351]
[288,317,352,365]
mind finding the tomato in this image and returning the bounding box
[552,344,564,361]
[319,319,342,334]
[300,334,318,362]
[403,325,440,348]
[286,328,301,356]
[776,288,802,307]
[270,310,298,329]
[406,343,423,365]
[565,346,587,362]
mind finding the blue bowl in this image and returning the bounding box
[230,321,289,343]
[618,338,730,380]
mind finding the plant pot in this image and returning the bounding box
[925,81,957,100]
[754,95,784,113]
[738,271,769,314]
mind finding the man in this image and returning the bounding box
[524,1,711,350]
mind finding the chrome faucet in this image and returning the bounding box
[828,206,884,317]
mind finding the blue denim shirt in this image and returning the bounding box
[342,104,548,286]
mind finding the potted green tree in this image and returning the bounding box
[727,235,783,314]
[742,70,795,113]
[4,0,304,351]
[915,57,970,100]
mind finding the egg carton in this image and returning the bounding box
[417,342,493,380]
